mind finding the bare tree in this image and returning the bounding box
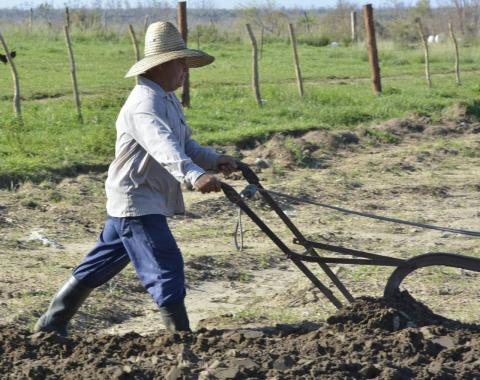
[299,11,315,33]
[319,0,356,41]
[191,0,219,24]
[451,0,468,33]
[35,3,54,25]
[90,0,104,8]
[439,0,480,35]
[239,0,288,36]
[384,0,409,18]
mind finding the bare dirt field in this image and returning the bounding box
[2,112,480,379]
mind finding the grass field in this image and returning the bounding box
[3,26,480,353]
[1,28,480,184]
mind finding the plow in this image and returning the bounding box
[220,162,480,309]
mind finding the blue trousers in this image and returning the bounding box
[72,214,185,307]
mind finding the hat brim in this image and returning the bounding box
[125,48,214,78]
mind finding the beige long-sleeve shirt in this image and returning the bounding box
[105,77,220,217]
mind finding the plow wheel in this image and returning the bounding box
[384,253,480,298]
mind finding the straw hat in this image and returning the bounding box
[125,21,214,78]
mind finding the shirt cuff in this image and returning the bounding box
[184,162,206,187]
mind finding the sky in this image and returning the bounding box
[0,0,393,10]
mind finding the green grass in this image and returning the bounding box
[1,28,480,184]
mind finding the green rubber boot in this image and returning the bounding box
[159,301,191,332]
[34,276,93,337]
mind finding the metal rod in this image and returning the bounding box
[288,252,404,267]
[297,239,405,265]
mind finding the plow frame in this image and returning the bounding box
[221,162,480,309]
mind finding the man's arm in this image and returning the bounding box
[185,131,238,175]
[129,103,234,193]
[130,108,206,186]
[184,137,220,171]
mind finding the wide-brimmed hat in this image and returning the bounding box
[125,21,214,78]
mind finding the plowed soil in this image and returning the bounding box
[2,292,480,379]
[2,112,480,379]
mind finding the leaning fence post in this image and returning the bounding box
[65,7,71,29]
[245,24,262,107]
[177,1,190,108]
[128,24,141,85]
[0,31,22,120]
[363,4,381,95]
[448,22,461,85]
[259,26,264,59]
[64,25,83,123]
[288,23,304,98]
[351,11,357,42]
[415,18,432,88]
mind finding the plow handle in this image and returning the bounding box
[235,161,260,185]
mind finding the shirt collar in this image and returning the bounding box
[138,76,170,98]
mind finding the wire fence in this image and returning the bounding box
[0,3,478,119]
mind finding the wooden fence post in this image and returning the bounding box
[245,24,262,107]
[363,4,382,95]
[351,11,357,42]
[103,11,107,30]
[128,24,141,85]
[177,1,190,108]
[448,22,461,85]
[65,7,71,29]
[303,11,311,33]
[415,18,432,88]
[288,23,304,98]
[259,26,264,59]
[144,15,150,35]
[29,8,33,31]
[64,25,83,123]
[0,32,22,120]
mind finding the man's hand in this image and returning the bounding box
[217,155,238,176]
[194,174,222,193]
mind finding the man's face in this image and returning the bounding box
[149,58,187,92]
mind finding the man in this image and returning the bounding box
[34,21,237,335]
